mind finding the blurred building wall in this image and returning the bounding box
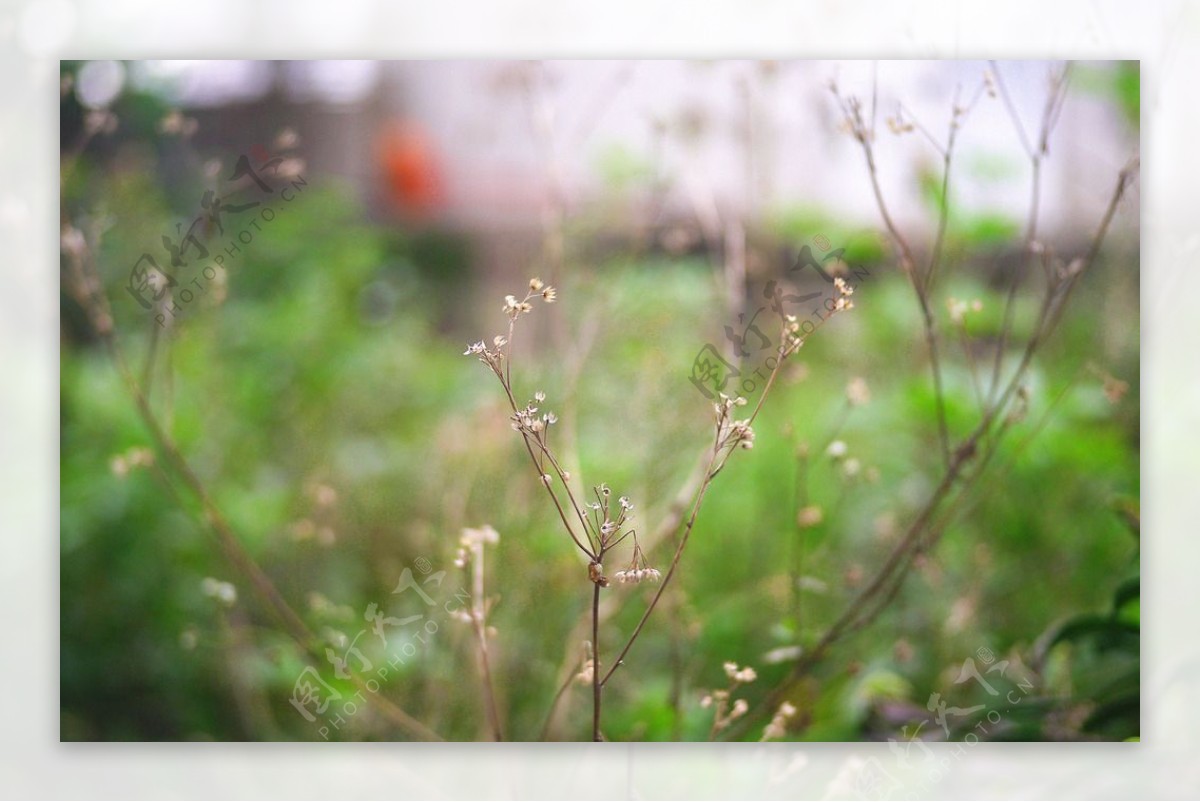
[145,59,1136,246]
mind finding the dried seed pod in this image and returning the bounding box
[588,561,609,587]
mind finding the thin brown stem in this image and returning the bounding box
[495,377,594,560]
[539,664,578,741]
[987,63,1070,405]
[535,449,711,733]
[956,320,988,414]
[790,447,811,624]
[469,548,504,741]
[600,440,722,687]
[839,91,951,470]
[63,220,441,741]
[591,582,603,741]
[924,89,971,295]
[600,303,851,689]
[725,151,1137,742]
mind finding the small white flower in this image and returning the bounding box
[461,525,500,549]
[614,566,660,585]
[503,294,533,318]
[201,577,237,606]
[797,505,823,528]
[826,440,847,459]
[846,377,870,407]
[761,701,798,741]
[179,627,199,651]
[728,419,755,449]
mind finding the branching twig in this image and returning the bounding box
[987,62,1071,406]
[833,86,952,470]
[724,133,1137,741]
[61,216,441,741]
[469,274,854,738]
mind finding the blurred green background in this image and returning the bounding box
[60,60,1139,742]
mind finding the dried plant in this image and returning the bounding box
[61,61,1137,744]
[465,274,855,739]
[467,62,1135,743]
[700,661,757,739]
[724,63,1138,739]
[452,525,504,740]
[61,120,440,742]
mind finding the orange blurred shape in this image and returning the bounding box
[377,121,444,217]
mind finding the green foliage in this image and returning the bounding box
[1074,61,1140,131]
[60,66,1139,742]
[764,204,887,265]
[1033,566,1139,740]
[593,142,658,191]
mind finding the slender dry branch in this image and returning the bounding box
[491,369,594,560]
[600,434,723,687]
[463,537,504,741]
[61,218,441,741]
[599,294,854,688]
[987,63,1070,406]
[536,447,710,734]
[591,582,603,741]
[472,272,853,738]
[833,87,951,470]
[924,80,988,294]
[539,662,578,740]
[725,146,1137,742]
